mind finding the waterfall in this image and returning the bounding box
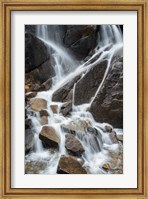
[25,25,123,174]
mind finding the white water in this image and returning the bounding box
[26,25,123,174]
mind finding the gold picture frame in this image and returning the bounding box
[0,0,148,198]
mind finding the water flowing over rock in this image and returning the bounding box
[39,126,60,148]
[25,25,123,175]
[29,98,47,111]
[74,60,107,105]
[65,134,85,156]
[57,155,87,174]
[52,74,82,102]
[90,57,123,128]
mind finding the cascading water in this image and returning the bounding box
[25,25,123,174]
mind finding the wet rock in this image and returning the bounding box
[25,129,34,154]
[39,109,49,117]
[102,163,110,170]
[60,101,72,116]
[40,116,48,125]
[29,98,47,111]
[37,78,52,91]
[90,58,123,128]
[104,125,113,133]
[64,25,97,60]
[25,85,30,93]
[116,134,123,142]
[52,73,82,102]
[25,118,32,129]
[25,59,55,92]
[50,104,58,113]
[26,92,37,99]
[108,132,119,144]
[25,161,48,174]
[75,60,107,105]
[57,155,87,174]
[39,126,60,148]
[61,119,90,134]
[25,32,50,73]
[65,134,85,156]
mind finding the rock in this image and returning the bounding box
[25,161,48,174]
[40,116,48,125]
[60,101,72,116]
[108,132,119,144]
[74,60,107,105]
[63,25,97,60]
[50,104,58,113]
[25,25,36,35]
[39,109,49,117]
[116,134,123,142]
[37,78,52,91]
[25,32,50,73]
[52,73,82,102]
[102,163,110,170]
[65,134,85,156]
[25,129,34,154]
[39,126,60,148]
[57,155,87,174]
[26,92,37,99]
[61,119,90,135]
[25,118,32,129]
[25,59,55,92]
[90,58,123,128]
[29,98,47,111]
[104,125,113,133]
[25,85,30,92]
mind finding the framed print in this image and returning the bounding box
[0,0,148,198]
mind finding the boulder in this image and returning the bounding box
[116,134,123,142]
[26,92,37,99]
[61,119,91,135]
[39,109,49,117]
[104,125,113,133]
[60,101,72,116]
[25,32,50,73]
[63,25,97,60]
[90,57,123,128]
[39,126,60,148]
[52,73,82,102]
[50,104,58,113]
[57,155,87,174]
[65,134,85,156]
[74,60,107,105]
[37,78,52,92]
[25,161,48,174]
[25,129,34,154]
[102,163,110,170]
[29,98,47,111]
[25,59,55,92]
